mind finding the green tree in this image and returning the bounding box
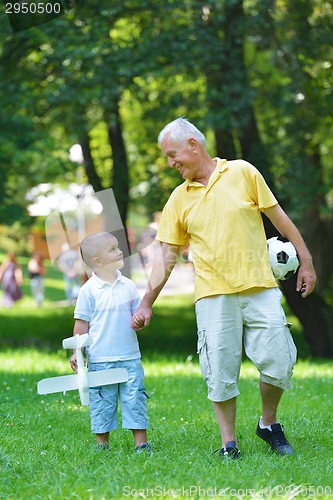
[1,0,333,355]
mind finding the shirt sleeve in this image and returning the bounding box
[127,280,141,314]
[243,161,278,211]
[74,286,93,322]
[156,195,189,246]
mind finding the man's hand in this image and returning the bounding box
[264,204,317,298]
[296,262,316,298]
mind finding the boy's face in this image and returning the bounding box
[95,235,124,270]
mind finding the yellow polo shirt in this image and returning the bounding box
[156,158,278,301]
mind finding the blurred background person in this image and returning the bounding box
[138,212,162,268]
[0,251,23,308]
[57,243,83,305]
[28,251,46,307]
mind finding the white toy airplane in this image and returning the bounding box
[37,333,128,406]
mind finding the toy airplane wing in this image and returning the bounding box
[87,368,128,387]
[37,334,128,405]
[38,374,79,395]
[37,368,128,395]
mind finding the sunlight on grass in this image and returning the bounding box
[1,350,332,379]
[1,349,332,499]
[0,259,332,499]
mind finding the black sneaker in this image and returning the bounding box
[135,442,151,454]
[217,441,241,460]
[256,421,294,455]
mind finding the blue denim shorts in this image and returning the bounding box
[88,358,149,434]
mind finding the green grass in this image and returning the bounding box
[0,278,310,359]
[0,257,332,498]
[0,352,332,499]
[0,254,310,357]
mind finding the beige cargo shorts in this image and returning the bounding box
[195,287,297,402]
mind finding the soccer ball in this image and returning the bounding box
[267,236,299,280]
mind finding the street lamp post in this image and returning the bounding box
[69,144,86,244]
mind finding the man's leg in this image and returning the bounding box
[212,397,237,447]
[260,381,283,426]
[257,380,293,455]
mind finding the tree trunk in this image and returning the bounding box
[222,0,273,186]
[214,127,236,160]
[104,103,131,277]
[79,132,103,192]
[263,214,333,357]
[280,276,333,358]
[105,104,129,227]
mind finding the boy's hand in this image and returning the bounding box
[69,352,87,372]
[131,312,147,331]
[70,353,78,373]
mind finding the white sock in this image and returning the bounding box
[259,416,272,431]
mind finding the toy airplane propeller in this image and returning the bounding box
[37,333,128,406]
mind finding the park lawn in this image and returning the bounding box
[1,257,331,498]
[0,350,332,500]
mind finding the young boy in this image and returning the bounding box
[69,232,150,452]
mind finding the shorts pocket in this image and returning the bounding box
[197,330,211,380]
[284,323,297,373]
[138,387,150,399]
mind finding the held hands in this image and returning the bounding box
[131,305,153,331]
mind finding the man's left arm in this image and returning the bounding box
[263,204,316,297]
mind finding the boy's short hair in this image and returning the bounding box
[80,232,115,269]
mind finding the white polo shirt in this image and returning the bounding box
[74,271,141,363]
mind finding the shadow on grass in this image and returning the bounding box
[0,305,74,350]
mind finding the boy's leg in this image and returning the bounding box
[120,360,149,450]
[89,362,119,448]
[96,432,110,448]
[131,429,147,446]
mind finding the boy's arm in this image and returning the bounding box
[70,319,89,372]
[264,204,316,297]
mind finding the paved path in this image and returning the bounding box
[130,254,195,297]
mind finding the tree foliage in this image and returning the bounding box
[0,0,333,355]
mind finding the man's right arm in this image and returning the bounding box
[132,241,180,329]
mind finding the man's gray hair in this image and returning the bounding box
[158,117,206,146]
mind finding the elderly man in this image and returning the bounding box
[132,118,316,459]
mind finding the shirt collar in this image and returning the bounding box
[185,158,228,190]
[92,270,125,288]
[214,157,228,173]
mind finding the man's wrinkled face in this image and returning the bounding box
[161,135,198,181]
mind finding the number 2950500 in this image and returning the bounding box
[6,2,62,14]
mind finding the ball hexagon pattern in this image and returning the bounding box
[267,236,299,280]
